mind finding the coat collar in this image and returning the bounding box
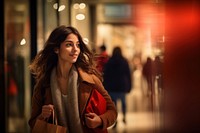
[77,67,96,84]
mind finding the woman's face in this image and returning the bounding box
[55,33,80,64]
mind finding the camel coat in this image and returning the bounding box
[28,67,117,133]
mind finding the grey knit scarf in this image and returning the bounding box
[50,65,83,133]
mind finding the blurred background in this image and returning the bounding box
[0,0,200,133]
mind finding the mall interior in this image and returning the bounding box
[1,0,200,133]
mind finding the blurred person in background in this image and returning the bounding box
[142,57,154,96]
[95,44,109,74]
[153,55,163,92]
[103,46,132,128]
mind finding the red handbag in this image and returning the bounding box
[85,89,108,133]
[85,89,106,115]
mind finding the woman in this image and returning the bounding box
[28,25,117,133]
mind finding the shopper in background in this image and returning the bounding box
[103,46,132,128]
[142,57,154,96]
[95,45,109,74]
[153,55,163,92]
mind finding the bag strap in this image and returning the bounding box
[52,109,58,125]
[43,109,58,125]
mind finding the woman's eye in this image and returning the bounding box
[66,43,73,47]
[76,43,80,48]
[65,43,80,48]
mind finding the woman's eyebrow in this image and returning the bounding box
[64,40,79,43]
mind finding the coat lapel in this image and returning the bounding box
[77,68,96,118]
[77,68,95,84]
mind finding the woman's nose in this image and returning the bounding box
[73,45,78,51]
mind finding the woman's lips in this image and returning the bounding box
[70,54,78,58]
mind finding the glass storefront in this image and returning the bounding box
[4,0,30,132]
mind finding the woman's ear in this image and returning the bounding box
[54,48,59,54]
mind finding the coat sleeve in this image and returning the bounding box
[28,84,44,129]
[125,60,132,93]
[92,75,118,129]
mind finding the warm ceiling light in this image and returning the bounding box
[76,14,85,20]
[58,5,65,12]
[53,3,58,9]
[73,3,79,9]
[79,3,86,9]
[20,38,26,45]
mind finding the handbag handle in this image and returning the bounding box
[52,109,58,125]
[43,109,58,125]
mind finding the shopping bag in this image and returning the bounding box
[32,110,67,133]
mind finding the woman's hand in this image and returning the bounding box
[41,104,54,119]
[85,113,102,128]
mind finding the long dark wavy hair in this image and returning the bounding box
[29,25,101,89]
